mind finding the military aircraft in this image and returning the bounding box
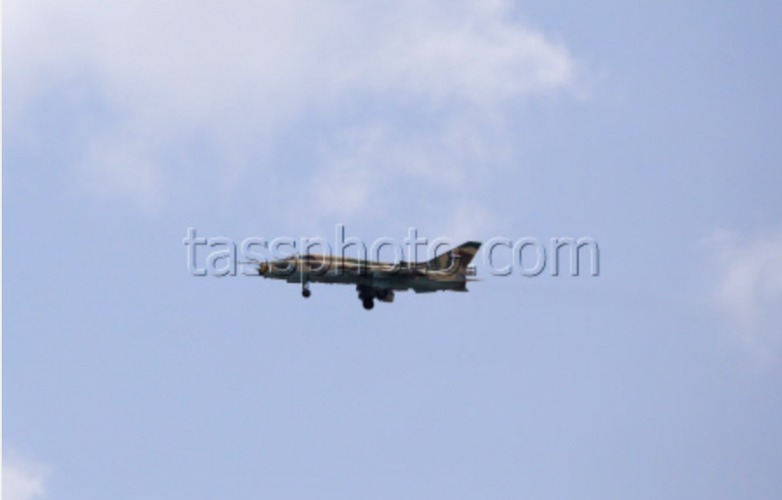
[257,241,481,310]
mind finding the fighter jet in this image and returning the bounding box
[258,241,481,310]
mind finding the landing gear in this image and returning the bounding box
[302,283,311,298]
[357,285,378,310]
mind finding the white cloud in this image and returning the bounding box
[709,226,782,359]
[308,118,511,236]
[6,0,580,223]
[3,451,49,500]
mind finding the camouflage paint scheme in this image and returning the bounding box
[258,241,482,310]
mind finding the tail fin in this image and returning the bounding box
[427,241,482,274]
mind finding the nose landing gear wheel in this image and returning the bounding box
[302,288,311,298]
[362,298,374,310]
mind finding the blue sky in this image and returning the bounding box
[5,1,782,499]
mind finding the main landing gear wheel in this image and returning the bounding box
[302,286,311,298]
[362,298,374,310]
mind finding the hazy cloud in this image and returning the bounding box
[709,225,782,359]
[6,0,580,222]
[3,450,49,500]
